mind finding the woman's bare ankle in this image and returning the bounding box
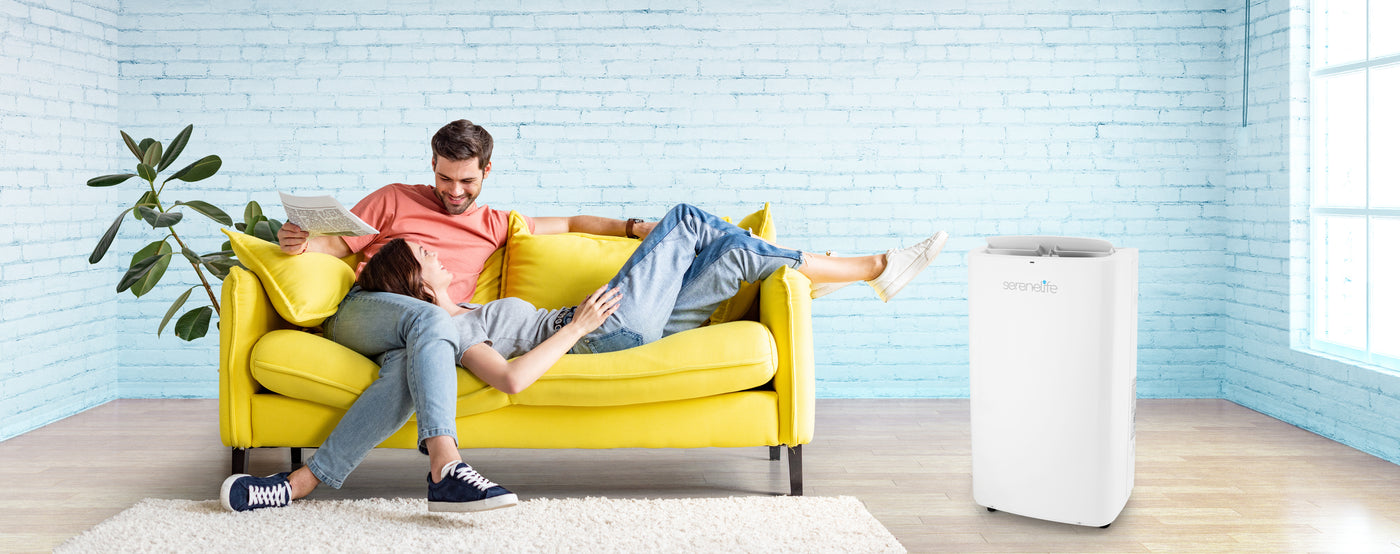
[424,435,463,483]
[288,466,320,500]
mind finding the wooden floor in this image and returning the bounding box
[2,399,1399,553]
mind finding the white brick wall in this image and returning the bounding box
[109,0,1234,400]
[0,0,122,440]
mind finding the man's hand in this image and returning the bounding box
[276,222,354,258]
[277,222,312,255]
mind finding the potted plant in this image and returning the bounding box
[86,124,281,341]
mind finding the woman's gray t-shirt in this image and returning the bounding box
[451,298,567,361]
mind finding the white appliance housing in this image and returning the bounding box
[969,236,1138,528]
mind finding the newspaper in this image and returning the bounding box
[279,192,378,237]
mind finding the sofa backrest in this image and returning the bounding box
[220,203,775,328]
[491,205,777,321]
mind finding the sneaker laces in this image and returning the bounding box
[448,463,499,491]
[247,481,290,507]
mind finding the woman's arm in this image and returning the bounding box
[459,285,621,395]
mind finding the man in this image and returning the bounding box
[219,120,656,513]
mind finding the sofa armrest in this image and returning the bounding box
[758,265,815,446]
[219,266,287,448]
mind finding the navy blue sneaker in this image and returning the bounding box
[428,461,518,512]
[220,472,292,512]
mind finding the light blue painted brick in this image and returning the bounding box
[5,0,1387,465]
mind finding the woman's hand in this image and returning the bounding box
[568,284,622,334]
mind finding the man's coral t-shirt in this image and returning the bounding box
[341,184,533,301]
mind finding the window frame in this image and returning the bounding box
[1308,0,1400,371]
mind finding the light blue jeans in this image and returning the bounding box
[306,288,460,488]
[571,203,806,354]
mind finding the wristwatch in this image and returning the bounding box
[625,218,644,239]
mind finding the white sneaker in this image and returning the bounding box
[867,231,948,302]
[811,281,851,298]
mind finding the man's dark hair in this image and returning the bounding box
[431,119,493,169]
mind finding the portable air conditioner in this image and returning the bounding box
[968,236,1138,528]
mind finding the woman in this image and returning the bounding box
[358,203,948,395]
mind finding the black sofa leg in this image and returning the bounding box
[291,447,304,469]
[769,446,781,461]
[232,448,249,475]
[787,445,803,496]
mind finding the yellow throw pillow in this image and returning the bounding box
[500,205,777,322]
[223,229,355,327]
[502,212,639,309]
[470,246,505,305]
[708,203,776,324]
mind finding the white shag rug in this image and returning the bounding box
[57,495,905,553]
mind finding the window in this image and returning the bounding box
[1310,0,1400,370]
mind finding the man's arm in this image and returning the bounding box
[277,222,353,258]
[531,216,656,239]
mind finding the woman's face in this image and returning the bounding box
[407,241,453,292]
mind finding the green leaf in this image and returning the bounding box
[158,287,195,337]
[137,163,156,182]
[165,155,221,183]
[252,220,278,243]
[87,174,136,187]
[174,306,213,341]
[137,206,184,228]
[202,253,240,280]
[130,254,173,297]
[243,201,263,225]
[134,191,160,220]
[172,200,232,226]
[121,131,143,161]
[118,249,172,296]
[90,208,135,264]
[138,138,154,157]
[159,124,192,172]
[131,239,169,264]
[248,218,284,244]
[142,141,162,169]
[180,246,202,266]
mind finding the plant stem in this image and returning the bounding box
[147,179,220,314]
[168,228,221,313]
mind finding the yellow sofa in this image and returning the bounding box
[218,207,815,495]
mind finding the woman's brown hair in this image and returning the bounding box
[357,238,436,305]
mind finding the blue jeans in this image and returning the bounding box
[305,288,460,488]
[572,203,806,354]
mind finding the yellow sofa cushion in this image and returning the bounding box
[248,321,775,411]
[250,330,511,417]
[501,212,638,309]
[223,230,355,327]
[511,321,776,407]
[501,205,776,315]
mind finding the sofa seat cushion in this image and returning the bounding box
[250,330,510,418]
[510,321,777,407]
[248,321,776,412]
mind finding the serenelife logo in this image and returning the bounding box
[1003,279,1059,294]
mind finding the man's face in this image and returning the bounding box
[431,156,490,215]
